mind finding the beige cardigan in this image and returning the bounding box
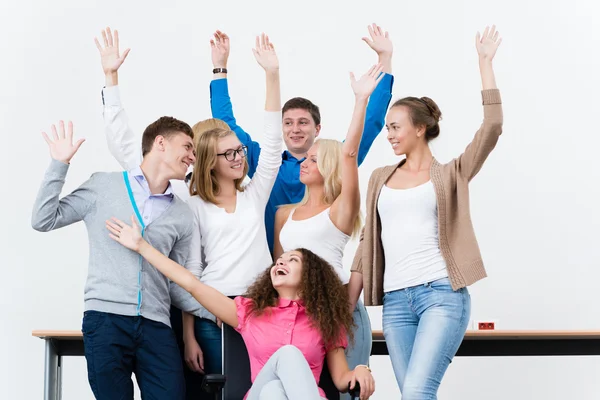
[351,89,503,306]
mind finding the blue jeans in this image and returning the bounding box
[382,278,471,400]
[82,311,185,400]
[340,299,372,400]
[170,306,222,400]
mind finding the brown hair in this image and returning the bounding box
[243,248,355,347]
[188,128,248,204]
[141,116,194,156]
[391,97,442,142]
[283,97,321,126]
[192,118,230,148]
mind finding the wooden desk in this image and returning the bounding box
[33,329,600,400]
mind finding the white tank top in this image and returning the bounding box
[378,181,448,292]
[278,207,351,284]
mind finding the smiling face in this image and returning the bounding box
[282,108,320,156]
[299,142,324,186]
[212,134,247,181]
[270,250,304,289]
[162,132,196,180]
[385,105,424,157]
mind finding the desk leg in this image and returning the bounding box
[44,339,60,400]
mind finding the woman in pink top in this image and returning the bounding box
[106,217,376,399]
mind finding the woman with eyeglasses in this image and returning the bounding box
[176,33,283,380]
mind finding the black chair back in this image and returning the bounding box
[221,324,342,400]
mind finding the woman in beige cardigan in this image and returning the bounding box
[351,26,503,399]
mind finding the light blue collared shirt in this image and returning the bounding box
[127,166,174,225]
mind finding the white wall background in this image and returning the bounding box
[1,0,599,398]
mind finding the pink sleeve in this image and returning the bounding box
[326,328,349,352]
[234,296,254,332]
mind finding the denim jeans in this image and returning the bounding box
[340,299,372,400]
[382,277,471,400]
[82,311,185,400]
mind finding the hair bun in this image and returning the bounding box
[420,97,442,122]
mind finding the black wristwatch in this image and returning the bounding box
[213,68,228,74]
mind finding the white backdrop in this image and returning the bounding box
[2,0,600,399]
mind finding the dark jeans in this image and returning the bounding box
[82,310,185,400]
[170,305,223,400]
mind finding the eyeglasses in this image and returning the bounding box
[217,146,248,161]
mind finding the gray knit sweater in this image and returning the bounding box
[32,159,200,327]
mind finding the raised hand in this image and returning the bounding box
[476,25,502,61]
[42,121,85,164]
[362,23,393,57]
[252,33,279,73]
[210,30,230,68]
[350,63,385,99]
[106,216,143,252]
[94,27,130,76]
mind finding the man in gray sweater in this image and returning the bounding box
[32,118,197,399]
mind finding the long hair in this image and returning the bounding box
[282,138,362,237]
[188,128,248,204]
[243,248,355,347]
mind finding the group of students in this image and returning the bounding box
[31,22,503,400]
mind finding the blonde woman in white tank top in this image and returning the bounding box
[273,63,385,393]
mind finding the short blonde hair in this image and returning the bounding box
[189,128,248,205]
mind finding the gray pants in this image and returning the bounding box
[246,345,327,400]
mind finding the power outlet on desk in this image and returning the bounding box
[473,320,499,330]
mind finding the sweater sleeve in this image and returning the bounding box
[184,213,204,279]
[455,89,503,181]
[244,111,283,207]
[31,159,96,232]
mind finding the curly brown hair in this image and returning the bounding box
[243,248,355,347]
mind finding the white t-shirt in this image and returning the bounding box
[186,112,283,296]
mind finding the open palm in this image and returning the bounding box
[42,121,85,164]
[94,27,130,75]
[210,30,230,68]
[106,216,143,252]
[252,33,279,72]
[476,25,502,61]
[350,63,385,98]
[362,23,392,56]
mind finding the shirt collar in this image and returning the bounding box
[282,150,305,162]
[277,297,304,308]
[130,166,174,197]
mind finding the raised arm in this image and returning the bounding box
[456,25,503,181]
[273,207,292,260]
[210,30,262,177]
[245,34,283,203]
[330,64,384,235]
[356,23,394,166]
[32,121,93,232]
[107,216,239,327]
[95,27,140,170]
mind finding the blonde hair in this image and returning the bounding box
[284,139,362,237]
[192,118,230,148]
[189,128,248,204]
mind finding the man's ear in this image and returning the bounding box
[154,135,166,152]
[314,124,322,138]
